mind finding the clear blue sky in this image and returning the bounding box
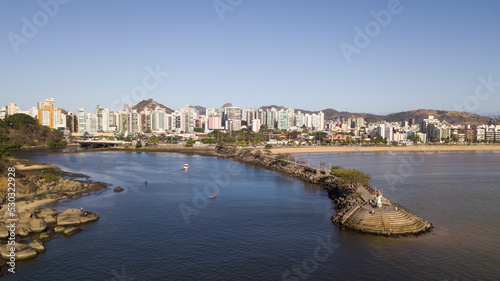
[1,0,500,116]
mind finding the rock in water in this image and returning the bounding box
[0,244,37,260]
[63,227,82,236]
[28,240,46,253]
[54,226,66,233]
[57,208,99,226]
[57,209,83,226]
[29,219,48,232]
[39,232,53,242]
[113,186,125,192]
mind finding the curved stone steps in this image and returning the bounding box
[338,204,432,236]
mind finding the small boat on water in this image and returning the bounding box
[180,163,189,170]
[209,194,217,199]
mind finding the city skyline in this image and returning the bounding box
[3,97,498,146]
[2,96,500,119]
[2,1,500,115]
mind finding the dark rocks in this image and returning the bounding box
[113,186,125,192]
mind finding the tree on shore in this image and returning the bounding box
[185,139,194,147]
[136,141,143,148]
[1,113,64,148]
[331,165,371,186]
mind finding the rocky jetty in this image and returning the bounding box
[216,145,432,236]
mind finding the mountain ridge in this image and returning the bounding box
[132,100,495,126]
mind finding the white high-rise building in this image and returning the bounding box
[6,103,19,115]
[96,105,110,132]
[252,119,261,132]
[77,108,87,133]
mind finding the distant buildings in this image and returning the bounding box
[421,116,451,140]
[37,98,64,129]
[2,97,499,144]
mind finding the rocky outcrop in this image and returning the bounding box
[36,208,58,224]
[0,244,37,261]
[0,163,109,207]
[113,186,124,192]
[0,207,98,238]
[57,208,99,226]
[0,207,99,263]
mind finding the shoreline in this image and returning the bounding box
[10,143,500,157]
[269,144,500,154]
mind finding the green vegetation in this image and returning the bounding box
[0,113,64,148]
[408,134,421,143]
[3,114,38,129]
[136,141,143,148]
[185,139,194,147]
[44,173,58,183]
[331,165,371,186]
[48,140,67,148]
[274,153,291,160]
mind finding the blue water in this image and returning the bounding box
[5,150,500,280]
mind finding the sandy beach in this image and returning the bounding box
[268,145,500,154]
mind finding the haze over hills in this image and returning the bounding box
[134,100,495,126]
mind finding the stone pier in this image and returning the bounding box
[216,145,432,237]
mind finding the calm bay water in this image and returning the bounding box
[6,150,500,280]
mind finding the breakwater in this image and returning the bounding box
[216,145,432,236]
